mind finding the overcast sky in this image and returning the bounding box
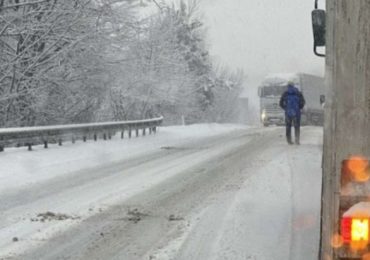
[152,0,325,107]
[199,0,325,101]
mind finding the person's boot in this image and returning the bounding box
[295,128,300,145]
[287,136,294,145]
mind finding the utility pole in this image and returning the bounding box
[320,0,370,259]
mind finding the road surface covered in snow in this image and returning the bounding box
[0,124,322,260]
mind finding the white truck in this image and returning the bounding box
[258,73,325,127]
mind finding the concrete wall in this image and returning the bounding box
[321,0,370,259]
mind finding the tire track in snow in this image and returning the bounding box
[148,130,283,260]
[287,127,323,260]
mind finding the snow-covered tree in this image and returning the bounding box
[0,0,137,126]
[0,0,245,127]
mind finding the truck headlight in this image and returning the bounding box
[261,111,267,120]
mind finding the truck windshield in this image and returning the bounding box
[261,85,287,97]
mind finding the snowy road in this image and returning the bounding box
[0,125,323,260]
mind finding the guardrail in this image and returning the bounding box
[0,116,163,152]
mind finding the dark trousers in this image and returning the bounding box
[286,115,300,142]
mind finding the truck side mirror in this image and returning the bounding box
[320,95,325,105]
[312,9,326,57]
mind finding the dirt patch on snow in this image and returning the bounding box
[160,146,188,150]
[168,214,184,221]
[31,211,80,222]
[126,208,149,224]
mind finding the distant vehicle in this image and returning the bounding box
[257,73,325,127]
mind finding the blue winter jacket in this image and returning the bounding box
[279,85,305,118]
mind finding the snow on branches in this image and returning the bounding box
[0,0,243,127]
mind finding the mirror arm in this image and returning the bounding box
[314,45,326,57]
[315,0,318,9]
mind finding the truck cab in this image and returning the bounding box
[258,84,286,126]
[258,73,325,127]
[258,74,300,127]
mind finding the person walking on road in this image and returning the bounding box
[279,82,305,145]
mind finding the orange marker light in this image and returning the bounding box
[331,233,344,248]
[343,156,370,183]
[348,156,369,174]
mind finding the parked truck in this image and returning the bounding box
[258,73,325,127]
